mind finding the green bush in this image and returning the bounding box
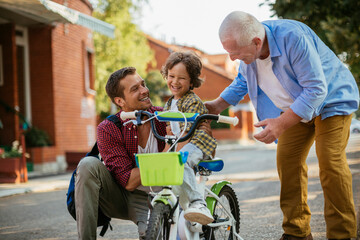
[24,127,52,147]
[210,108,230,129]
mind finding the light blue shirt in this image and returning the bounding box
[221,19,359,121]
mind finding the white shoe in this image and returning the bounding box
[184,202,214,225]
[187,221,203,232]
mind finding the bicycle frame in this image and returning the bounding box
[148,170,243,240]
[121,110,242,239]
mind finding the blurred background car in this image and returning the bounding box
[350,118,360,133]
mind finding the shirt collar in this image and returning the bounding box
[262,23,281,58]
[167,90,192,105]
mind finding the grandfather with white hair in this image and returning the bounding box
[205,11,359,240]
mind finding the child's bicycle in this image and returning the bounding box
[120,110,244,240]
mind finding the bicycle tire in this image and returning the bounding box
[145,202,172,240]
[204,185,240,240]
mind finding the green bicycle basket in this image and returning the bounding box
[135,152,186,186]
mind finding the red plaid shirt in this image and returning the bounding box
[97,106,166,188]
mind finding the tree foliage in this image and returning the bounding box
[144,70,170,107]
[93,0,155,114]
[264,0,360,87]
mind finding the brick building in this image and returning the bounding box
[146,35,255,141]
[0,0,114,173]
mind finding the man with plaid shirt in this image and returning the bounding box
[75,67,213,240]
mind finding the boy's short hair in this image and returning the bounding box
[161,51,204,89]
[106,67,136,105]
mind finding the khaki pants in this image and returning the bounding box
[277,114,356,239]
[75,157,148,240]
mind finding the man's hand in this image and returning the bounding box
[253,118,284,144]
[253,109,302,144]
[204,97,230,115]
[166,125,173,136]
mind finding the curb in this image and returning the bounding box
[0,172,72,198]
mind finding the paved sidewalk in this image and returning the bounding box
[0,172,72,198]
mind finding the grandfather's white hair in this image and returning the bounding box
[219,11,265,47]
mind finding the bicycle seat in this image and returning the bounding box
[197,158,224,172]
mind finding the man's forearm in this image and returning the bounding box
[125,168,141,191]
[205,97,230,114]
[278,108,302,130]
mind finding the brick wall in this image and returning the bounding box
[193,66,233,101]
[28,25,55,145]
[51,0,96,155]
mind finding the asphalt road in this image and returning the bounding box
[0,135,359,240]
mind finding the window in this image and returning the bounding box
[84,47,96,95]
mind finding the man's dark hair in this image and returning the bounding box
[161,51,204,89]
[106,67,136,105]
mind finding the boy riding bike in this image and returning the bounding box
[161,51,216,227]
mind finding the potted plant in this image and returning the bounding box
[0,141,29,183]
[24,127,54,167]
[24,127,52,147]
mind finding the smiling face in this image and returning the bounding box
[114,73,152,111]
[166,62,192,100]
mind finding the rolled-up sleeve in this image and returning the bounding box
[288,34,327,120]
[220,70,249,106]
[97,122,133,188]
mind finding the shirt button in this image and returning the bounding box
[134,136,137,138]
[128,128,131,130]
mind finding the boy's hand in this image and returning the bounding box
[198,120,213,137]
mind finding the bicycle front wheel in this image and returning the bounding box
[205,185,240,240]
[145,202,172,240]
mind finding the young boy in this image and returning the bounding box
[161,51,217,226]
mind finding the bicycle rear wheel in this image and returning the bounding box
[145,202,172,240]
[204,185,240,240]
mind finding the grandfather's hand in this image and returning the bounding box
[253,109,302,144]
[253,118,285,144]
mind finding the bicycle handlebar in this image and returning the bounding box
[120,110,138,120]
[218,115,239,126]
[121,110,239,143]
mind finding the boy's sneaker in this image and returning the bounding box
[184,202,214,225]
[187,221,203,232]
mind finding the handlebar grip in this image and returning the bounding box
[120,111,138,120]
[217,115,239,126]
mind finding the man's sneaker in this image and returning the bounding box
[184,202,214,225]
